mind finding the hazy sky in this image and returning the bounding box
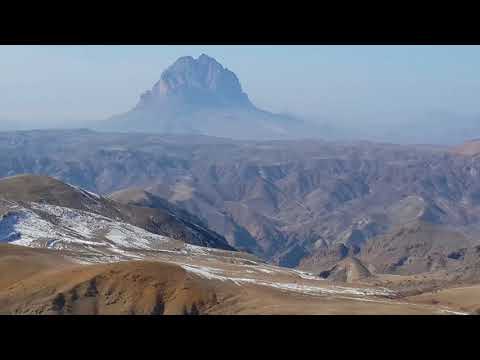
[1,45,480,126]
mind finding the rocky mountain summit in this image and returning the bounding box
[95,54,317,139]
[138,54,252,109]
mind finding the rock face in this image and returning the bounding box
[139,54,252,109]
[95,54,317,140]
[359,221,474,275]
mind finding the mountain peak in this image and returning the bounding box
[198,53,217,62]
[138,54,252,108]
[101,54,316,140]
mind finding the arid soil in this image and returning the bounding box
[0,244,472,315]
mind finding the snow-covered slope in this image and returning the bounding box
[0,174,234,252]
[0,201,242,264]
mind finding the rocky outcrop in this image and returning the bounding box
[95,54,316,140]
[138,54,252,109]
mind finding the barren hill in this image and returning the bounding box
[0,174,234,256]
[0,244,468,315]
[451,139,480,156]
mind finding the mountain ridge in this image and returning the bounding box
[0,174,234,253]
[2,131,480,276]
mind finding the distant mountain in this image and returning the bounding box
[451,138,480,156]
[94,54,319,140]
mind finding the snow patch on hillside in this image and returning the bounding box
[0,203,172,254]
[65,183,102,201]
[0,202,235,264]
[180,264,395,298]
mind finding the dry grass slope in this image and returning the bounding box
[1,244,473,315]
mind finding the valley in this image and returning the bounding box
[0,52,479,315]
[2,130,480,269]
[1,137,480,314]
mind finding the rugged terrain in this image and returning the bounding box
[1,131,480,275]
[0,154,479,314]
[1,53,479,315]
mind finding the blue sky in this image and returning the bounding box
[1,45,480,126]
